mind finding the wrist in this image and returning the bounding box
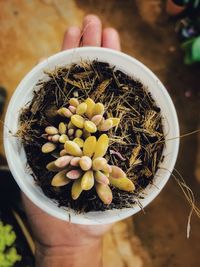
[35,239,102,267]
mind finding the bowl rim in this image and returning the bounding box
[4,47,180,224]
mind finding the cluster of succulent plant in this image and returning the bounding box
[41,97,120,154]
[41,97,135,205]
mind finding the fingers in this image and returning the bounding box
[82,15,102,46]
[62,26,81,50]
[102,27,121,51]
[62,15,121,51]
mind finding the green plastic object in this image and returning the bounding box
[0,221,21,267]
[182,36,200,64]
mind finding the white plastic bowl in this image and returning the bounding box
[4,47,179,225]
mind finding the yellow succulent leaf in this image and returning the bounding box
[79,156,92,171]
[46,161,63,172]
[42,142,56,153]
[71,114,85,128]
[98,118,113,131]
[83,136,97,157]
[73,137,84,148]
[69,98,79,107]
[71,179,82,200]
[111,166,126,179]
[84,121,97,133]
[45,126,58,135]
[51,170,70,187]
[58,122,67,134]
[109,177,135,192]
[93,134,109,159]
[85,98,95,118]
[81,170,94,190]
[94,170,109,185]
[92,103,104,116]
[92,157,107,171]
[95,183,113,205]
[75,129,83,138]
[76,103,87,115]
[59,134,68,143]
[64,141,83,156]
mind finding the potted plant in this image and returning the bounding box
[4,47,179,224]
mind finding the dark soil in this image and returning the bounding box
[19,60,164,212]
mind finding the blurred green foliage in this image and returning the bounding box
[0,221,21,267]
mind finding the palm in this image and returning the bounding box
[22,194,111,247]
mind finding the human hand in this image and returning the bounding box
[22,15,121,267]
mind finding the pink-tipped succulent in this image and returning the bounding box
[41,97,120,155]
[58,97,120,133]
[41,97,135,205]
[46,134,135,205]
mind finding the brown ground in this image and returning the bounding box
[0,0,200,266]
